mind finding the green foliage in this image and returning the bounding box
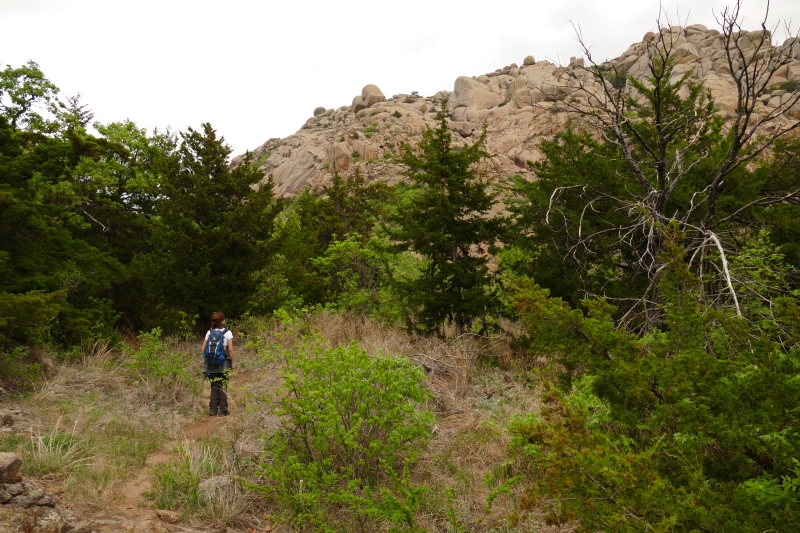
[311,233,422,322]
[364,123,379,139]
[0,347,42,388]
[592,64,627,88]
[250,150,271,168]
[255,323,434,532]
[771,80,798,93]
[741,459,800,509]
[392,110,402,118]
[389,106,504,335]
[140,123,284,322]
[149,445,200,511]
[508,48,800,319]
[0,290,63,345]
[0,60,59,131]
[125,328,201,401]
[506,224,800,531]
[256,170,397,313]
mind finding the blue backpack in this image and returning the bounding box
[204,328,229,365]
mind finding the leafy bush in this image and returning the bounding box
[249,150,271,169]
[772,80,798,93]
[125,329,201,404]
[506,226,800,531]
[311,234,418,323]
[592,65,627,89]
[364,123,379,138]
[0,290,63,345]
[255,327,434,531]
[392,110,402,118]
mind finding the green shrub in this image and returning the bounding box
[771,80,799,93]
[0,290,63,345]
[392,111,402,118]
[125,329,201,404]
[249,150,271,169]
[148,445,200,511]
[593,65,627,89]
[254,328,434,531]
[506,225,800,531]
[364,123,379,138]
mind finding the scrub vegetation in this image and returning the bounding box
[2,4,800,530]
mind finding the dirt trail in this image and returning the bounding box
[116,368,263,506]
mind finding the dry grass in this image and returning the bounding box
[2,335,217,502]
[3,312,565,532]
[236,311,552,532]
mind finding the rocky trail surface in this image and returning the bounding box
[232,24,800,197]
[0,368,266,533]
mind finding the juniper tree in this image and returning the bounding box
[389,105,503,336]
[142,123,283,324]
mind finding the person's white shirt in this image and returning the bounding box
[205,328,234,347]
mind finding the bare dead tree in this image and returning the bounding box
[517,1,800,330]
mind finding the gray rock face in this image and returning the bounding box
[198,475,235,501]
[448,121,475,137]
[313,106,326,117]
[0,453,22,483]
[351,95,366,112]
[229,21,800,197]
[0,481,72,533]
[361,84,386,107]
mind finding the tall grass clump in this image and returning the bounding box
[148,443,255,526]
[125,328,201,405]
[26,417,94,479]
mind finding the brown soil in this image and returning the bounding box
[114,367,265,507]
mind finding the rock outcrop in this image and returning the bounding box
[0,455,73,533]
[233,24,800,197]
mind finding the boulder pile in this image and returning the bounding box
[233,24,800,197]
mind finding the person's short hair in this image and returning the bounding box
[211,311,225,329]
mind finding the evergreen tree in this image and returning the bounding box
[141,123,283,323]
[389,106,503,336]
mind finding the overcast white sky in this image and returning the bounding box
[1,0,797,155]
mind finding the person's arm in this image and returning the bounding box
[201,339,207,353]
[227,338,234,364]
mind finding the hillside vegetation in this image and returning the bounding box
[2,4,800,532]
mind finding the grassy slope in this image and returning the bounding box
[0,311,562,532]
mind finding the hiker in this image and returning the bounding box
[201,311,234,417]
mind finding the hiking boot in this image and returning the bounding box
[209,410,218,416]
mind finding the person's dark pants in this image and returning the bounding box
[208,373,229,416]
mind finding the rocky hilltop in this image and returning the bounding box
[233,24,800,197]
